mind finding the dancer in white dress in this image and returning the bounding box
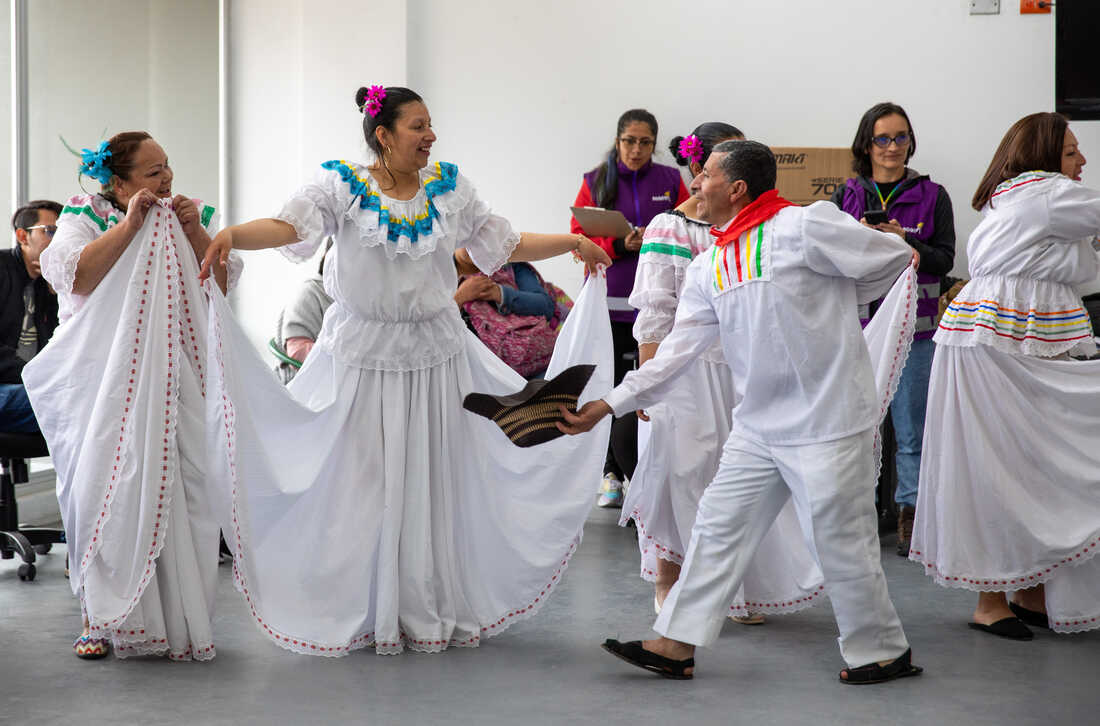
[197,86,615,655]
[628,122,825,621]
[911,112,1100,639]
[24,131,240,660]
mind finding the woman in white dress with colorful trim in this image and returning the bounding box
[627,122,826,620]
[911,112,1100,639]
[24,131,240,660]
[198,86,615,655]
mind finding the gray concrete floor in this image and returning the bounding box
[2,507,1097,726]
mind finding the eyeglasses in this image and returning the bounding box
[871,133,911,149]
[619,136,655,149]
[24,224,57,238]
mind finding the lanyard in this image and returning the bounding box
[873,181,901,210]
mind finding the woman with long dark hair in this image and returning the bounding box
[911,112,1100,640]
[570,109,689,507]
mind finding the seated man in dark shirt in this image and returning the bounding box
[1,200,61,433]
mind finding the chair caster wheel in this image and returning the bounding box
[18,563,36,581]
[34,543,52,555]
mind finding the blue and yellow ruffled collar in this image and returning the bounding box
[321,160,459,244]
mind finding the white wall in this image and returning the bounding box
[227,0,407,351]
[21,0,218,224]
[1,5,11,238]
[406,0,1100,295]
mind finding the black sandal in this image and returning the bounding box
[1008,601,1050,630]
[839,648,923,685]
[601,639,694,680]
[968,616,1034,640]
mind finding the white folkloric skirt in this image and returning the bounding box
[910,343,1100,633]
[204,275,613,655]
[24,202,219,660]
[623,267,919,616]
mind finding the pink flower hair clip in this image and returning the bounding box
[678,134,704,165]
[363,85,387,117]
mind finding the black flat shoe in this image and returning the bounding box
[968,617,1034,640]
[839,648,923,685]
[601,639,694,680]
[1009,601,1050,630]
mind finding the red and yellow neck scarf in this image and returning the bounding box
[710,189,797,247]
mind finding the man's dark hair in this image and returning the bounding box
[712,140,777,200]
[12,200,63,232]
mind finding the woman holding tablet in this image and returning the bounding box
[570,109,689,508]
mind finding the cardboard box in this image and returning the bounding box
[771,147,855,206]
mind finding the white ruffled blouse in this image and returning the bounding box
[630,211,725,364]
[275,160,520,371]
[936,172,1100,358]
[42,194,241,324]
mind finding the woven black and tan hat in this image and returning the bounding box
[463,364,597,447]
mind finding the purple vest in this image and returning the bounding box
[841,176,942,339]
[583,160,683,322]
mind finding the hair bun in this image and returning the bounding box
[669,135,688,166]
[354,86,370,111]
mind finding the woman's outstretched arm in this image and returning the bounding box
[509,232,611,273]
[199,219,299,280]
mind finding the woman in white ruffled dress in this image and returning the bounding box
[627,122,826,620]
[25,131,240,660]
[198,86,615,655]
[911,112,1100,639]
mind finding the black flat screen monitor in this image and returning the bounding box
[1056,2,1100,120]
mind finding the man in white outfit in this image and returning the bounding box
[559,140,921,684]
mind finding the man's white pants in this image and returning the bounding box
[653,427,909,667]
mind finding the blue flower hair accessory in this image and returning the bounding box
[79,141,114,185]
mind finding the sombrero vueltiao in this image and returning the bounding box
[463,364,596,447]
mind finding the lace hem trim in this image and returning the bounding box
[909,530,1100,595]
[467,229,521,277]
[224,253,244,292]
[226,537,580,657]
[624,507,685,571]
[313,306,467,372]
[1050,612,1100,634]
[82,216,184,635]
[872,269,917,482]
[51,245,85,296]
[728,584,826,617]
[112,637,216,661]
[634,332,672,346]
[934,276,1096,358]
[208,285,581,656]
[318,340,464,373]
[276,209,320,263]
[934,328,1096,359]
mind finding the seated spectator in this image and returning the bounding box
[454,250,571,378]
[1,200,61,433]
[272,241,334,382]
